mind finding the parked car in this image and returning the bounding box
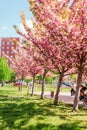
[13,82,21,86]
[13,81,27,87]
[62,82,72,87]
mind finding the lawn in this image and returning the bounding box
[34,83,71,92]
[0,84,86,130]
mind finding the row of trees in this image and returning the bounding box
[6,44,50,96]
[6,0,87,112]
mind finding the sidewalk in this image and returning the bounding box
[35,91,83,105]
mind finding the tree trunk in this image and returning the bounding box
[41,77,45,99]
[1,81,5,87]
[73,67,83,112]
[41,75,45,99]
[31,76,35,96]
[18,86,21,91]
[27,86,30,95]
[18,80,23,92]
[26,82,29,95]
[41,70,48,99]
[18,85,23,92]
[54,71,64,105]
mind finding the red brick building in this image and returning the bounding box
[0,37,20,65]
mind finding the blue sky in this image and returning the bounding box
[0,0,74,38]
[0,0,32,37]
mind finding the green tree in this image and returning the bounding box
[0,57,12,86]
[10,70,16,82]
[45,76,53,84]
[36,75,43,84]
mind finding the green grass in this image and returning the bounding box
[0,83,70,97]
[35,83,71,92]
[0,84,86,130]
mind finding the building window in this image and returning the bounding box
[7,46,9,49]
[7,42,10,45]
[2,42,4,45]
[2,41,6,45]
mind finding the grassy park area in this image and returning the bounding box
[0,83,70,97]
[33,83,71,92]
[0,0,87,129]
[0,84,87,130]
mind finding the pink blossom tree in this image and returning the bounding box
[14,0,87,112]
[23,41,50,99]
[5,47,29,92]
[28,0,87,111]
[14,0,74,104]
[6,45,42,94]
[67,0,87,111]
[15,47,42,96]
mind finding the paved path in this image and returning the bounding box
[35,92,83,105]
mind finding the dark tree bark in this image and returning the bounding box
[54,70,64,105]
[40,70,48,99]
[73,67,83,112]
[1,81,5,87]
[18,86,21,91]
[27,85,30,95]
[31,76,35,96]
[18,79,23,92]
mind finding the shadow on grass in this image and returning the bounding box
[58,122,81,130]
[0,97,56,129]
[0,96,86,130]
[20,121,83,130]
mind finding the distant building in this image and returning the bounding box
[0,37,20,65]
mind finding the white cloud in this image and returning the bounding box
[2,26,7,30]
